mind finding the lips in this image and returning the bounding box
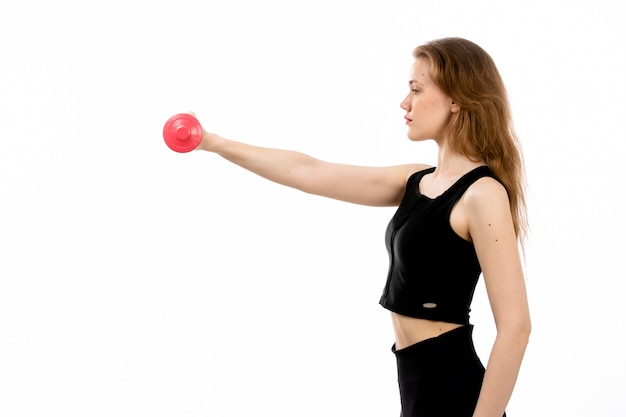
[404,116,412,124]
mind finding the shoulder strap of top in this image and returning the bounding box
[446,166,500,204]
[406,167,436,191]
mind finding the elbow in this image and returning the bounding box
[519,319,531,347]
[516,314,531,338]
[497,317,531,348]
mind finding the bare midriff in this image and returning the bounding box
[391,312,464,350]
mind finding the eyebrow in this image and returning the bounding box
[409,80,423,87]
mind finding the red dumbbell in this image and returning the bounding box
[163,113,203,153]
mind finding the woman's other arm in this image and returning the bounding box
[465,178,531,417]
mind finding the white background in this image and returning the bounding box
[1,0,625,416]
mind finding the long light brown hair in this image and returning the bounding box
[413,37,528,243]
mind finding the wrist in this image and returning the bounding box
[197,131,224,152]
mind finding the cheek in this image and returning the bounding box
[414,103,435,120]
[412,96,436,114]
[422,101,449,120]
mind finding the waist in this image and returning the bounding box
[392,324,482,384]
[391,312,464,350]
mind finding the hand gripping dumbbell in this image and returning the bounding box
[163,113,203,153]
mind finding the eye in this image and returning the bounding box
[411,89,420,95]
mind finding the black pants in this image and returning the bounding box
[393,325,505,417]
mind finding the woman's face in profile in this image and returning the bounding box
[400,58,457,143]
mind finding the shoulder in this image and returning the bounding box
[464,175,509,208]
[462,175,515,238]
[405,164,434,183]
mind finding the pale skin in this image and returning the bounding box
[192,57,530,417]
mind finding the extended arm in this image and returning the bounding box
[196,120,426,207]
[464,178,531,417]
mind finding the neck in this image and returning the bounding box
[433,141,485,177]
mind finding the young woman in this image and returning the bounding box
[191,37,530,417]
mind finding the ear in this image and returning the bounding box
[450,100,460,114]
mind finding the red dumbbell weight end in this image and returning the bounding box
[163,113,203,153]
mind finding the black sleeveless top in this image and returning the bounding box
[379,166,499,325]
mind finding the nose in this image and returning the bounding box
[400,93,411,111]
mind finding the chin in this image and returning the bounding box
[407,134,429,142]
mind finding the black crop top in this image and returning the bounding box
[379,166,499,325]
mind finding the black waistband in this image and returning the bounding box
[392,325,480,381]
